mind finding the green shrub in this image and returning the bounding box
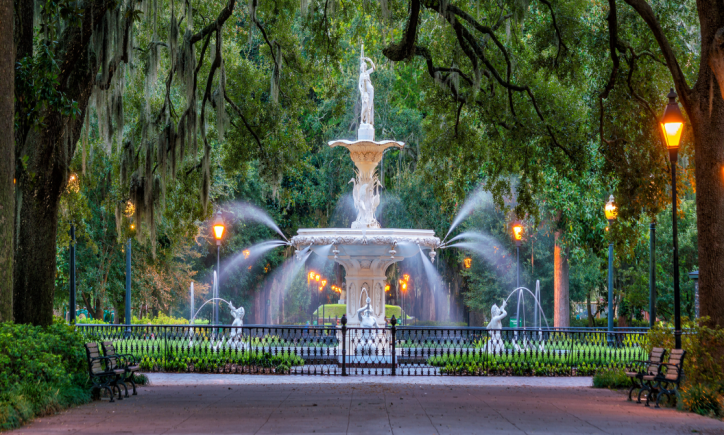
[0,318,91,430]
[132,313,190,325]
[646,317,724,388]
[592,368,630,389]
[679,384,723,417]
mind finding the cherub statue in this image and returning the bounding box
[355,295,380,328]
[355,294,380,355]
[484,301,507,354]
[228,302,246,350]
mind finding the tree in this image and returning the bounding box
[599,0,723,327]
[0,0,12,321]
[372,0,722,327]
[13,0,237,325]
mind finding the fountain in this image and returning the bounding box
[291,45,440,326]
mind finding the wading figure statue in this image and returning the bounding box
[355,294,380,355]
[228,302,246,350]
[484,301,507,354]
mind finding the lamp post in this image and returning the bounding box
[512,223,523,288]
[124,202,135,333]
[660,88,684,350]
[605,195,618,345]
[69,224,76,323]
[649,222,656,327]
[212,211,225,325]
[125,235,132,335]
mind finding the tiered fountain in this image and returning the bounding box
[291,46,440,326]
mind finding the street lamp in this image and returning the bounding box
[512,223,523,288]
[212,211,225,324]
[661,88,684,349]
[605,195,617,344]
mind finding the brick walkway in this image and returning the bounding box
[12,375,724,435]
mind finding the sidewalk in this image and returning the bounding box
[145,373,594,387]
[12,375,724,435]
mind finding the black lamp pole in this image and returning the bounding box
[670,148,681,349]
[649,222,656,328]
[69,224,76,323]
[125,237,131,334]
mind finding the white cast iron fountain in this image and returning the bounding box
[291,45,440,326]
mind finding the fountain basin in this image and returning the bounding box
[292,228,440,326]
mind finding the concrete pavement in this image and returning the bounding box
[11,376,724,435]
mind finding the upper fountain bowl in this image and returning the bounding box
[292,228,439,259]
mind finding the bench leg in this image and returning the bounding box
[120,379,129,398]
[628,377,641,402]
[645,383,659,407]
[127,373,137,395]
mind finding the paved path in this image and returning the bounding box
[145,373,595,387]
[12,376,724,435]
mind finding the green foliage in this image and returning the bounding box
[0,319,90,430]
[137,350,304,374]
[592,368,630,389]
[646,318,724,388]
[131,313,190,325]
[679,384,723,418]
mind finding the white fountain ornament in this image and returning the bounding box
[292,44,440,326]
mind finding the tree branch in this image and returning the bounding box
[189,0,236,44]
[382,0,420,61]
[622,0,691,106]
[538,0,568,67]
[224,91,266,158]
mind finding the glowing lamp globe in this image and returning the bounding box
[513,224,523,242]
[212,211,225,242]
[604,195,618,223]
[463,258,472,269]
[315,274,320,282]
[309,271,316,280]
[660,89,685,151]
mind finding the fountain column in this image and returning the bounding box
[336,257,400,326]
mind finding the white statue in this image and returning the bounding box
[228,302,246,350]
[358,45,376,126]
[349,174,382,229]
[355,294,380,355]
[484,301,507,354]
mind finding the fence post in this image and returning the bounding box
[341,314,347,376]
[390,315,397,376]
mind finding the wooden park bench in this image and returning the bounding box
[643,348,687,408]
[102,341,141,397]
[84,342,126,402]
[626,347,666,403]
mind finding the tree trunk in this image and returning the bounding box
[0,0,14,322]
[553,231,570,327]
[586,291,594,327]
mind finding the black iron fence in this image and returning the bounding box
[77,317,649,376]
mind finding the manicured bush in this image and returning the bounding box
[0,319,91,430]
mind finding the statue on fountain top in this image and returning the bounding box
[358,44,376,141]
[355,295,380,328]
